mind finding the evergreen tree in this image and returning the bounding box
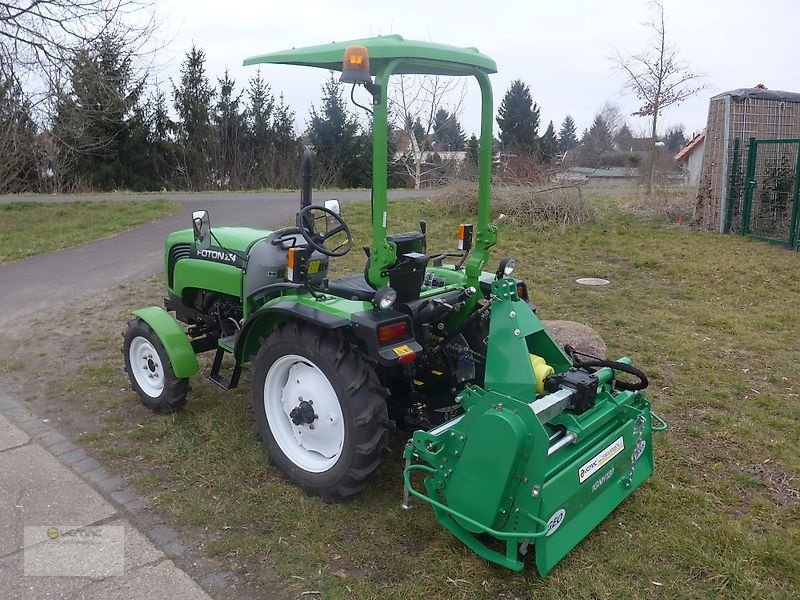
[143,89,178,189]
[614,123,635,151]
[307,74,366,188]
[539,120,558,163]
[213,70,244,188]
[242,70,275,187]
[432,108,465,151]
[581,114,615,163]
[403,113,429,151]
[496,79,539,154]
[172,45,215,190]
[466,133,479,169]
[558,115,578,153]
[52,35,145,190]
[0,77,40,193]
[271,93,300,188]
[665,125,686,152]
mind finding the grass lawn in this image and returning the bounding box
[0,200,180,263]
[22,192,800,598]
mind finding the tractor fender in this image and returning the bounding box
[235,301,349,364]
[132,306,199,378]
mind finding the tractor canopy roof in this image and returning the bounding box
[243,34,497,77]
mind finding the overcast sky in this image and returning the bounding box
[153,0,799,139]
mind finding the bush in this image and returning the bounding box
[435,181,592,228]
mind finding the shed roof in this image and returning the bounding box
[711,88,800,103]
[243,35,497,77]
[675,132,706,162]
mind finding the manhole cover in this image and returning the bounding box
[575,277,611,286]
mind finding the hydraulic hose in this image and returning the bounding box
[564,345,649,391]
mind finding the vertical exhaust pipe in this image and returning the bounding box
[300,147,314,231]
[300,147,313,209]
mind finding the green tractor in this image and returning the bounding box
[123,36,666,575]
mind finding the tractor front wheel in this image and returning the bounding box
[252,322,388,501]
[123,318,189,414]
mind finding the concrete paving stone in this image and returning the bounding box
[0,413,29,452]
[147,526,178,546]
[122,498,145,512]
[96,475,125,493]
[71,457,102,475]
[1,404,29,418]
[60,447,89,466]
[48,439,78,456]
[19,418,49,433]
[39,431,69,448]
[109,488,137,506]
[0,550,94,600]
[0,519,165,599]
[82,466,111,485]
[111,518,164,572]
[78,560,212,600]
[161,539,187,558]
[0,444,116,558]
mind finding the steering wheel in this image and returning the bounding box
[296,205,354,257]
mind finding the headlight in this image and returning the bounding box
[497,257,516,279]
[373,287,397,311]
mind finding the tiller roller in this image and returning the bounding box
[403,278,667,575]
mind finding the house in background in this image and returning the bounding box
[675,131,705,186]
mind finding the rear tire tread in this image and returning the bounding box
[252,322,388,502]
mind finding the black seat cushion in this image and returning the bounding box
[388,231,425,255]
[327,274,376,301]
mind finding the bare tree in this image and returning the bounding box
[598,100,625,138]
[0,1,158,86]
[612,0,704,193]
[389,74,466,188]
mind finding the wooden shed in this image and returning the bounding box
[694,87,800,235]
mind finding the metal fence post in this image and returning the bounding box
[789,143,800,250]
[741,138,758,236]
[725,138,741,233]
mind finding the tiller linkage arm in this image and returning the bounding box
[403,278,667,575]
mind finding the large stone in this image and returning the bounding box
[541,320,607,359]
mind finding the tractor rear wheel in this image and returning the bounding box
[252,322,388,501]
[123,318,189,414]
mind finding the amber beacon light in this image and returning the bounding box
[340,45,372,84]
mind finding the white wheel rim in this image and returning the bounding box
[264,354,345,473]
[129,336,165,398]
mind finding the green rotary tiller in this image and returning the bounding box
[402,277,667,574]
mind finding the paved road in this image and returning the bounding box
[0,190,429,318]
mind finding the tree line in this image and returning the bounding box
[0,36,688,195]
[1,10,694,193]
[493,80,687,170]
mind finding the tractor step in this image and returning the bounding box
[207,335,242,390]
[218,334,236,353]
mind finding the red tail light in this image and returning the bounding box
[377,320,409,345]
[516,282,528,300]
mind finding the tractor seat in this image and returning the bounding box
[326,232,427,302]
[327,274,376,301]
